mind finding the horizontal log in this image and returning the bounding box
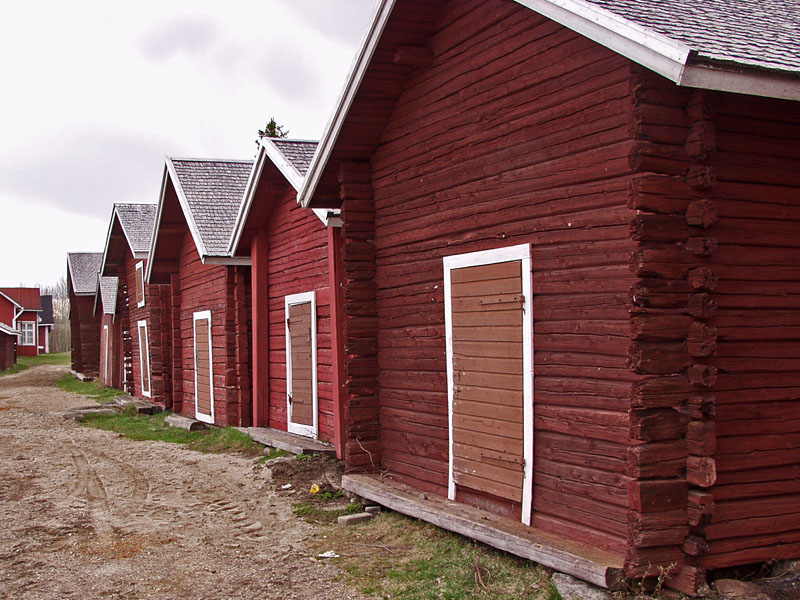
[686,456,717,488]
[629,479,688,513]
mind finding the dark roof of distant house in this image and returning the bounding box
[39,295,54,325]
[583,0,800,74]
[98,277,118,315]
[115,203,157,254]
[0,287,42,311]
[168,158,254,256]
[67,252,102,295]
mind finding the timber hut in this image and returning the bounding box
[99,203,163,402]
[298,0,800,594]
[146,157,253,426]
[67,252,103,376]
[95,276,121,389]
[0,322,17,371]
[228,138,342,450]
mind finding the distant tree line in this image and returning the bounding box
[40,277,70,353]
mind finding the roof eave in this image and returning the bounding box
[680,61,800,102]
[298,0,396,209]
[228,144,269,256]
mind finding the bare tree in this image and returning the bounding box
[40,277,71,353]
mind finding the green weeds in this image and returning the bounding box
[57,374,121,403]
[0,352,70,377]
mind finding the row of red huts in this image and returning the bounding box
[66,0,800,594]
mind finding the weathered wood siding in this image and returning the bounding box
[0,331,15,371]
[702,92,800,569]
[369,1,638,556]
[69,293,100,375]
[172,232,251,426]
[266,190,333,441]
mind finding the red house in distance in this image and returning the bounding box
[2,288,44,357]
[298,0,800,594]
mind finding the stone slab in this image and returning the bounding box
[237,427,336,457]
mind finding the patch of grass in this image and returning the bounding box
[57,374,122,404]
[308,511,552,599]
[294,501,363,525]
[0,352,70,378]
[259,448,293,463]
[295,453,313,461]
[80,410,261,456]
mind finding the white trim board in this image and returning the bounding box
[285,291,318,439]
[137,320,152,398]
[102,324,110,383]
[443,243,534,526]
[193,310,215,425]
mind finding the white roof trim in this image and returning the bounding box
[202,256,253,266]
[100,204,152,277]
[146,157,210,283]
[0,290,22,310]
[0,322,18,336]
[229,139,341,255]
[298,0,395,209]
[518,0,800,100]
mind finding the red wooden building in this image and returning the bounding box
[147,157,253,426]
[298,0,800,593]
[0,322,16,371]
[229,138,343,448]
[68,253,103,376]
[95,276,122,389]
[2,288,44,358]
[99,204,162,400]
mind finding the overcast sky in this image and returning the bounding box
[0,0,378,287]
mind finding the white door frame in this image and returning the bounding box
[285,291,318,438]
[193,310,215,424]
[443,243,534,525]
[137,320,151,398]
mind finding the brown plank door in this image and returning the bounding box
[135,261,145,307]
[193,311,214,424]
[137,320,151,398]
[285,292,318,438]
[444,244,534,525]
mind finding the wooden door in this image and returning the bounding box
[285,292,317,438]
[137,320,151,398]
[194,311,214,424]
[444,244,533,525]
[101,324,109,385]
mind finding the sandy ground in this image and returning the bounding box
[0,365,372,600]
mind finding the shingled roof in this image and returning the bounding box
[583,0,800,74]
[271,139,318,177]
[115,203,157,255]
[168,158,253,256]
[67,252,102,295]
[98,276,118,315]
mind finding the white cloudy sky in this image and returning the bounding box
[0,0,378,287]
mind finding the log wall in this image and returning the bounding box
[0,331,15,371]
[265,188,333,441]
[369,0,638,557]
[69,294,100,376]
[173,232,250,426]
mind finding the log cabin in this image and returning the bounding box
[228,138,343,449]
[99,204,162,401]
[67,252,103,376]
[297,0,800,594]
[95,276,122,389]
[0,288,43,358]
[147,157,253,426]
[0,322,17,371]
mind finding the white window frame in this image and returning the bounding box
[193,310,215,424]
[135,261,146,308]
[285,291,318,439]
[443,243,534,526]
[137,320,151,398]
[19,321,36,346]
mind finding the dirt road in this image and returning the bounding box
[0,365,370,600]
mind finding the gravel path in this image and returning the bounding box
[0,365,371,600]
